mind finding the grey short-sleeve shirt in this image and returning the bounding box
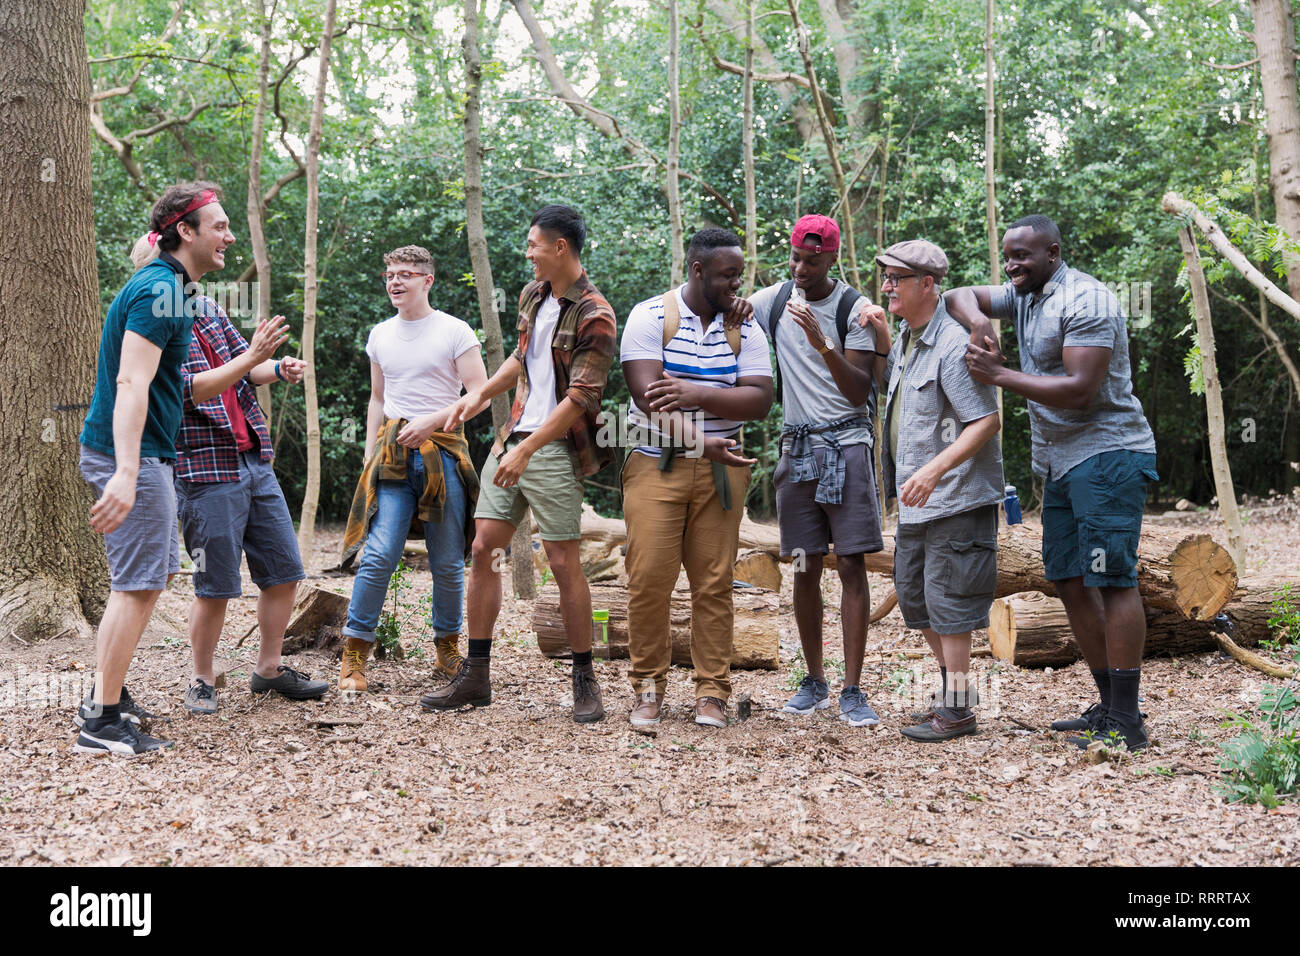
[750,280,876,451]
[881,300,1004,525]
[988,261,1155,479]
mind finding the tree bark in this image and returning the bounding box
[464,0,533,599]
[741,0,758,296]
[667,0,684,286]
[247,0,275,419]
[296,0,338,565]
[787,0,860,289]
[0,0,110,640]
[1174,226,1246,568]
[1249,0,1300,296]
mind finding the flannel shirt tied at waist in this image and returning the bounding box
[338,418,480,570]
[781,413,873,506]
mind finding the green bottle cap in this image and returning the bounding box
[592,609,609,622]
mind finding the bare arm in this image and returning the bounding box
[623,359,755,466]
[966,339,1111,410]
[644,371,773,422]
[89,331,162,534]
[786,299,874,405]
[899,411,1001,508]
[943,286,1003,351]
[397,348,491,448]
[364,361,385,461]
[447,354,521,429]
[189,315,289,403]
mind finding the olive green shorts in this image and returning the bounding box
[474,438,585,540]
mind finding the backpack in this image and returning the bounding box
[661,288,742,355]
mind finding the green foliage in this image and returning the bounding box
[1264,584,1300,652]
[374,560,433,658]
[1217,680,1300,808]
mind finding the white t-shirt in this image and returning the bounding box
[620,286,773,457]
[365,310,481,421]
[516,294,562,433]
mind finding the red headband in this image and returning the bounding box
[148,189,218,244]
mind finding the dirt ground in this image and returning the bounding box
[2,500,1299,867]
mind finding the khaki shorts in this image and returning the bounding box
[474,437,584,540]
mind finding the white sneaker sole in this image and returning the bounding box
[73,736,146,758]
[694,715,727,728]
[840,712,880,727]
[783,698,830,715]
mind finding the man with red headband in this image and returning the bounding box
[746,215,891,727]
[76,181,235,755]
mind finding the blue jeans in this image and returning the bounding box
[343,448,467,642]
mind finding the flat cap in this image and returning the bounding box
[875,239,949,279]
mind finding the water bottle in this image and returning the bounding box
[1003,484,1023,525]
[592,609,610,659]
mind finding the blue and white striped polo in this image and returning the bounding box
[620,285,773,458]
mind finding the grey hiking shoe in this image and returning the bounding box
[783,676,830,715]
[250,665,329,701]
[838,686,880,727]
[183,679,218,715]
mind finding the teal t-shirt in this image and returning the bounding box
[79,255,194,460]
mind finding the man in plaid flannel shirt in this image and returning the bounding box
[421,204,617,723]
[173,293,327,714]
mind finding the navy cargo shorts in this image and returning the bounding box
[1042,449,1159,588]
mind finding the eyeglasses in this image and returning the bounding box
[380,271,431,283]
[881,272,921,288]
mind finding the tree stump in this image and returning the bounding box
[281,585,350,656]
[733,549,782,591]
[532,583,781,669]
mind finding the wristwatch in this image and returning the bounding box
[816,336,833,355]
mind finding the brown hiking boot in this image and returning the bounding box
[433,635,464,681]
[695,696,728,728]
[629,690,663,729]
[900,708,978,742]
[339,637,373,693]
[572,661,605,724]
[419,657,491,711]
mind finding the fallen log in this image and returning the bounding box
[577,507,1237,622]
[532,583,780,669]
[988,576,1285,668]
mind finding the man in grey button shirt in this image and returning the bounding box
[878,239,1003,743]
[945,215,1159,751]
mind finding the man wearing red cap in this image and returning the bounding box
[76,181,233,755]
[747,214,891,727]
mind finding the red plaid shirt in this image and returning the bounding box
[496,271,618,478]
[176,298,273,482]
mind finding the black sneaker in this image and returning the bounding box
[250,665,328,701]
[183,678,219,715]
[1069,713,1149,751]
[73,684,163,728]
[74,717,173,757]
[1051,702,1106,733]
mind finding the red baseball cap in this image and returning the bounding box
[790,214,841,253]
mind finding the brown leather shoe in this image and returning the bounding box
[433,635,464,681]
[629,690,663,729]
[900,708,977,742]
[419,656,491,711]
[339,637,373,693]
[695,696,727,728]
[572,661,605,723]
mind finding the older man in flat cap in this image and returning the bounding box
[878,240,1004,742]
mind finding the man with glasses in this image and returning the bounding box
[944,215,1159,751]
[746,215,891,727]
[422,205,618,723]
[336,245,487,695]
[878,240,1003,743]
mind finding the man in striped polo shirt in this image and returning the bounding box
[619,228,774,729]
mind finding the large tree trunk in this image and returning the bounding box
[464,0,533,599]
[1250,0,1300,296]
[1174,226,1245,568]
[296,0,338,564]
[989,578,1286,668]
[248,0,275,419]
[0,0,110,640]
[532,584,780,669]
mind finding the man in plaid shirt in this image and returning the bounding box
[422,204,617,722]
[173,292,328,714]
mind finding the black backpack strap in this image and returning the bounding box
[767,280,795,406]
[835,286,862,352]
